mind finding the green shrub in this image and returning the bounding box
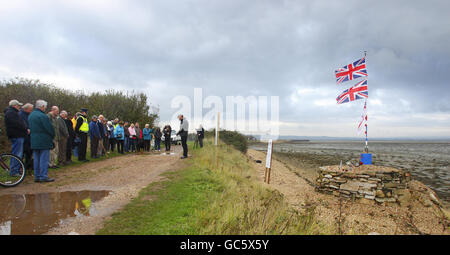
[205,130,248,153]
[0,77,159,153]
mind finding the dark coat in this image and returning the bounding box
[19,110,30,129]
[89,120,100,140]
[4,106,27,139]
[98,121,106,138]
[64,118,75,138]
[124,125,130,137]
[154,129,162,140]
[19,110,31,145]
[163,125,172,137]
[135,127,142,139]
[197,128,205,139]
[28,108,55,150]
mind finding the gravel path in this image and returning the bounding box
[0,146,185,235]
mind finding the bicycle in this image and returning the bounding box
[0,153,26,187]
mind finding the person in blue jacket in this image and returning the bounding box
[114,121,125,154]
[28,100,55,182]
[89,115,101,159]
[142,124,153,152]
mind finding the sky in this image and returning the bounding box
[0,0,449,138]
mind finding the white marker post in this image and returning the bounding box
[265,139,273,184]
[215,112,220,146]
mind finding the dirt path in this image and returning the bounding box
[247,149,449,235]
[0,146,185,235]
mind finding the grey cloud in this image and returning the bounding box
[0,0,449,137]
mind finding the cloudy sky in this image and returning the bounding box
[0,0,449,138]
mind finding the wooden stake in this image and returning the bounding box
[215,112,220,169]
[264,167,268,183]
[215,112,220,146]
[265,139,273,184]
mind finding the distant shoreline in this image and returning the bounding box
[249,140,450,207]
[251,139,450,144]
[246,135,450,143]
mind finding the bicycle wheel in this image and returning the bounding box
[0,153,26,187]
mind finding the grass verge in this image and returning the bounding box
[97,139,321,235]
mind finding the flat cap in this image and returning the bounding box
[9,99,23,106]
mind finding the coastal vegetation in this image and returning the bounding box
[97,139,320,234]
[0,78,159,153]
[205,130,248,153]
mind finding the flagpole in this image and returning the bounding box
[364,51,369,153]
[365,100,368,153]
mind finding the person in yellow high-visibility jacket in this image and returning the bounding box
[72,112,80,130]
[70,112,81,159]
[74,108,89,162]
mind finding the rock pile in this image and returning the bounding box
[315,165,412,203]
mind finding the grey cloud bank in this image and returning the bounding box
[0,0,449,137]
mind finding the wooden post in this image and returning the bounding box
[215,112,220,169]
[264,167,268,183]
[215,112,220,146]
[265,139,273,184]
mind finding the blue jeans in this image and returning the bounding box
[124,137,130,152]
[33,149,50,180]
[10,137,24,175]
[154,139,161,150]
[73,136,80,157]
[129,139,136,151]
[73,146,78,157]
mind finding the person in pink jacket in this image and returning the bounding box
[128,123,137,152]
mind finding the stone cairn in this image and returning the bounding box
[315,165,411,203]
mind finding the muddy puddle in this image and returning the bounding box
[0,190,110,235]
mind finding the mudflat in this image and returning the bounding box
[250,141,450,206]
[248,149,450,235]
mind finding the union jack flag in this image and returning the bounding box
[357,100,367,135]
[336,79,368,104]
[335,57,368,84]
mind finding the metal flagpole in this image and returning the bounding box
[364,51,369,153]
[364,100,368,153]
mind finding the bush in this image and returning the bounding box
[0,77,159,153]
[205,130,248,153]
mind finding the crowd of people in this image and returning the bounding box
[3,99,205,183]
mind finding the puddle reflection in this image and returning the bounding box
[0,190,110,235]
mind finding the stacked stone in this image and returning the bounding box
[315,165,411,203]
